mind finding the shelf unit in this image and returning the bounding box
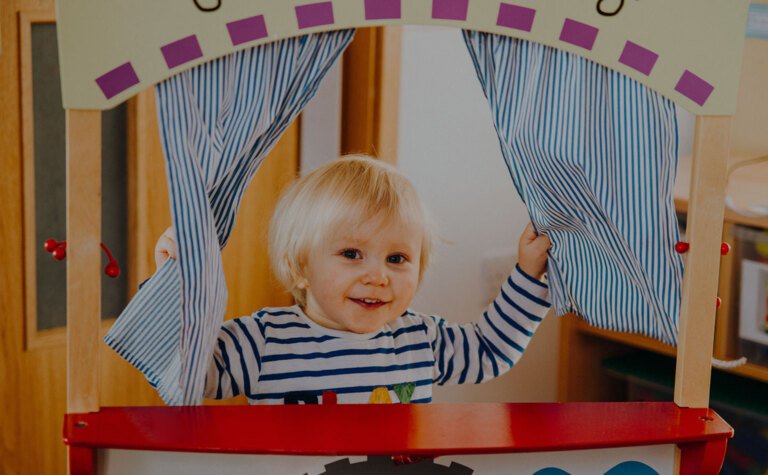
[559,194,768,403]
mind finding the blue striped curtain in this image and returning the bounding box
[105,31,355,405]
[463,32,683,345]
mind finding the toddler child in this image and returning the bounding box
[154,156,551,404]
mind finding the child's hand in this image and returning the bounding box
[154,227,178,270]
[517,223,551,280]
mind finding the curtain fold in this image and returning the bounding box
[105,30,355,405]
[462,31,683,345]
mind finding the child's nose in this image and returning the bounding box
[361,265,388,286]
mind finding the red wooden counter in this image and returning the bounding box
[64,402,732,475]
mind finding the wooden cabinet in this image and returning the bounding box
[559,207,768,401]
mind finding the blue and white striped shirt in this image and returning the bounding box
[206,265,550,404]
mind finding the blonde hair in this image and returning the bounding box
[269,155,435,307]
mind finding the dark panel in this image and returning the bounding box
[101,96,128,319]
[31,23,127,330]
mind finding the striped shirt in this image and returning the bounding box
[206,265,550,404]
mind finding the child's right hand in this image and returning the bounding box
[517,223,551,280]
[154,227,178,270]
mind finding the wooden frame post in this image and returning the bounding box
[66,109,102,414]
[340,26,401,164]
[673,115,732,474]
[674,115,732,408]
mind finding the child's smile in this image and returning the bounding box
[351,298,387,310]
[300,215,422,334]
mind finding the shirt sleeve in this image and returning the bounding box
[425,264,551,385]
[204,314,266,400]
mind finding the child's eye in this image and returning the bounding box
[387,254,407,264]
[340,249,362,260]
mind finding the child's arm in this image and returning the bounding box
[427,224,551,385]
[203,315,266,400]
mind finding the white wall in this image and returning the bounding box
[396,26,559,403]
[300,61,342,174]
[678,109,694,158]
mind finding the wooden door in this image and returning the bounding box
[0,1,296,473]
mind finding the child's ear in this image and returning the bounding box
[296,278,308,290]
[283,256,304,287]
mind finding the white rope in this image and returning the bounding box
[711,356,748,369]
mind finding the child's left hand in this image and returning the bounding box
[154,227,178,271]
[517,223,551,280]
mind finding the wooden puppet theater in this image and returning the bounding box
[53,0,755,473]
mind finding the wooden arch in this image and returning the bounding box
[58,0,750,114]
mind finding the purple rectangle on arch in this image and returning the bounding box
[496,3,536,32]
[432,0,469,21]
[95,62,140,100]
[296,2,335,29]
[365,0,401,20]
[675,70,714,106]
[559,18,598,51]
[619,41,658,76]
[227,15,269,46]
[161,35,204,69]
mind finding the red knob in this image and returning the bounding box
[43,239,120,279]
[100,242,121,279]
[716,297,722,309]
[52,247,66,260]
[105,263,120,278]
[675,241,690,254]
[45,239,67,260]
[720,242,731,256]
[44,238,59,253]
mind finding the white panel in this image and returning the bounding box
[447,444,676,474]
[98,450,359,475]
[98,445,675,474]
[739,259,768,345]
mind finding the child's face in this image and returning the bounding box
[300,215,422,334]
